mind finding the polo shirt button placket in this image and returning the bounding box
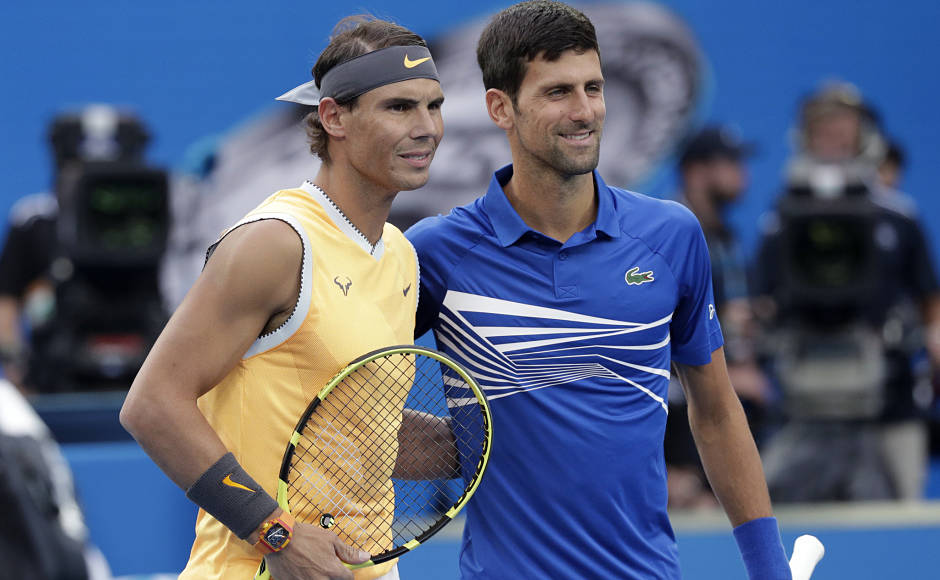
[555,249,577,298]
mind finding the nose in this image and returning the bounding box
[569,89,595,123]
[411,105,443,142]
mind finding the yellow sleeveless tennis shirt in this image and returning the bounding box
[180,182,418,580]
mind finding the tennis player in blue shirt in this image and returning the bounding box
[407,2,791,578]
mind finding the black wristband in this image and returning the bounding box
[185,452,279,540]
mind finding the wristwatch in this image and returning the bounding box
[256,511,295,554]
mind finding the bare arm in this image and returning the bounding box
[393,410,457,480]
[673,347,773,526]
[120,220,300,488]
[120,220,366,579]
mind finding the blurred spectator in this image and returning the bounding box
[0,378,111,579]
[0,105,168,394]
[878,138,906,191]
[664,125,770,509]
[753,81,940,502]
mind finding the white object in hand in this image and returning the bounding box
[789,534,825,580]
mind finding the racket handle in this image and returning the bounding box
[789,534,825,580]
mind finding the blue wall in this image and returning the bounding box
[63,441,940,578]
[400,527,940,580]
[2,0,939,260]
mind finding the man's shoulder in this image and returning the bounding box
[606,185,701,238]
[225,217,303,253]
[406,198,490,250]
[8,192,57,228]
[206,211,305,266]
[869,187,921,222]
[382,221,418,259]
[234,184,333,234]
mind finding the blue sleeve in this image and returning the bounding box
[668,206,724,366]
[406,216,448,339]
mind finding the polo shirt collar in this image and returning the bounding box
[484,164,621,247]
[592,172,621,239]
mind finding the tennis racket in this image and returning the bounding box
[255,345,492,578]
[789,534,825,580]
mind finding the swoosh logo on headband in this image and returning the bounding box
[403,55,431,69]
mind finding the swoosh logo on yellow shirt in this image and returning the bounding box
[403,55,430,69]
[222,473,255,492]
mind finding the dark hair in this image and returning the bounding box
[304,16,428,163]
[883,138,905,168]
[476,1,599,105]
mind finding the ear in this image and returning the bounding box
[316,97,347,139]
[485,88,515,131]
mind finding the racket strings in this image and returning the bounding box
[286,352,487,555]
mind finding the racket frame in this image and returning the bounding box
[276,344,492,568]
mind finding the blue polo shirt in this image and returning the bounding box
[407,165,723,579]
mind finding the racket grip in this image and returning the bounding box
[789,534,825,580]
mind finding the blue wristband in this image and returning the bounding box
[733,517,791,580]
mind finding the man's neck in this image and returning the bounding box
[503,163,598,244]
[313,164,396,245]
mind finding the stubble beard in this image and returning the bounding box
[517,124,602,179]
[550,142,601,177]
[353,149,434,196]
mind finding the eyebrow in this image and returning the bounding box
[380,97,420,107]
[541,78,605,92]
[379,95,446,108]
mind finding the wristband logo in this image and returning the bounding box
[222,473,256,492]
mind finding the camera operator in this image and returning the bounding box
[0,105,169,394]
[754,82,940,502]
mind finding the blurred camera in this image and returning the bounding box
[56,160,169,267]
[775,190,880,326]
[26,107,170,393]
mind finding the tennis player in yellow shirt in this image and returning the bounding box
[121,15,444,580]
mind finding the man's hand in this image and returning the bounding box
[264,522,371,580]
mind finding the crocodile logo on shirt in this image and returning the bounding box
[334,276,352,296]
[624,266,654,286]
